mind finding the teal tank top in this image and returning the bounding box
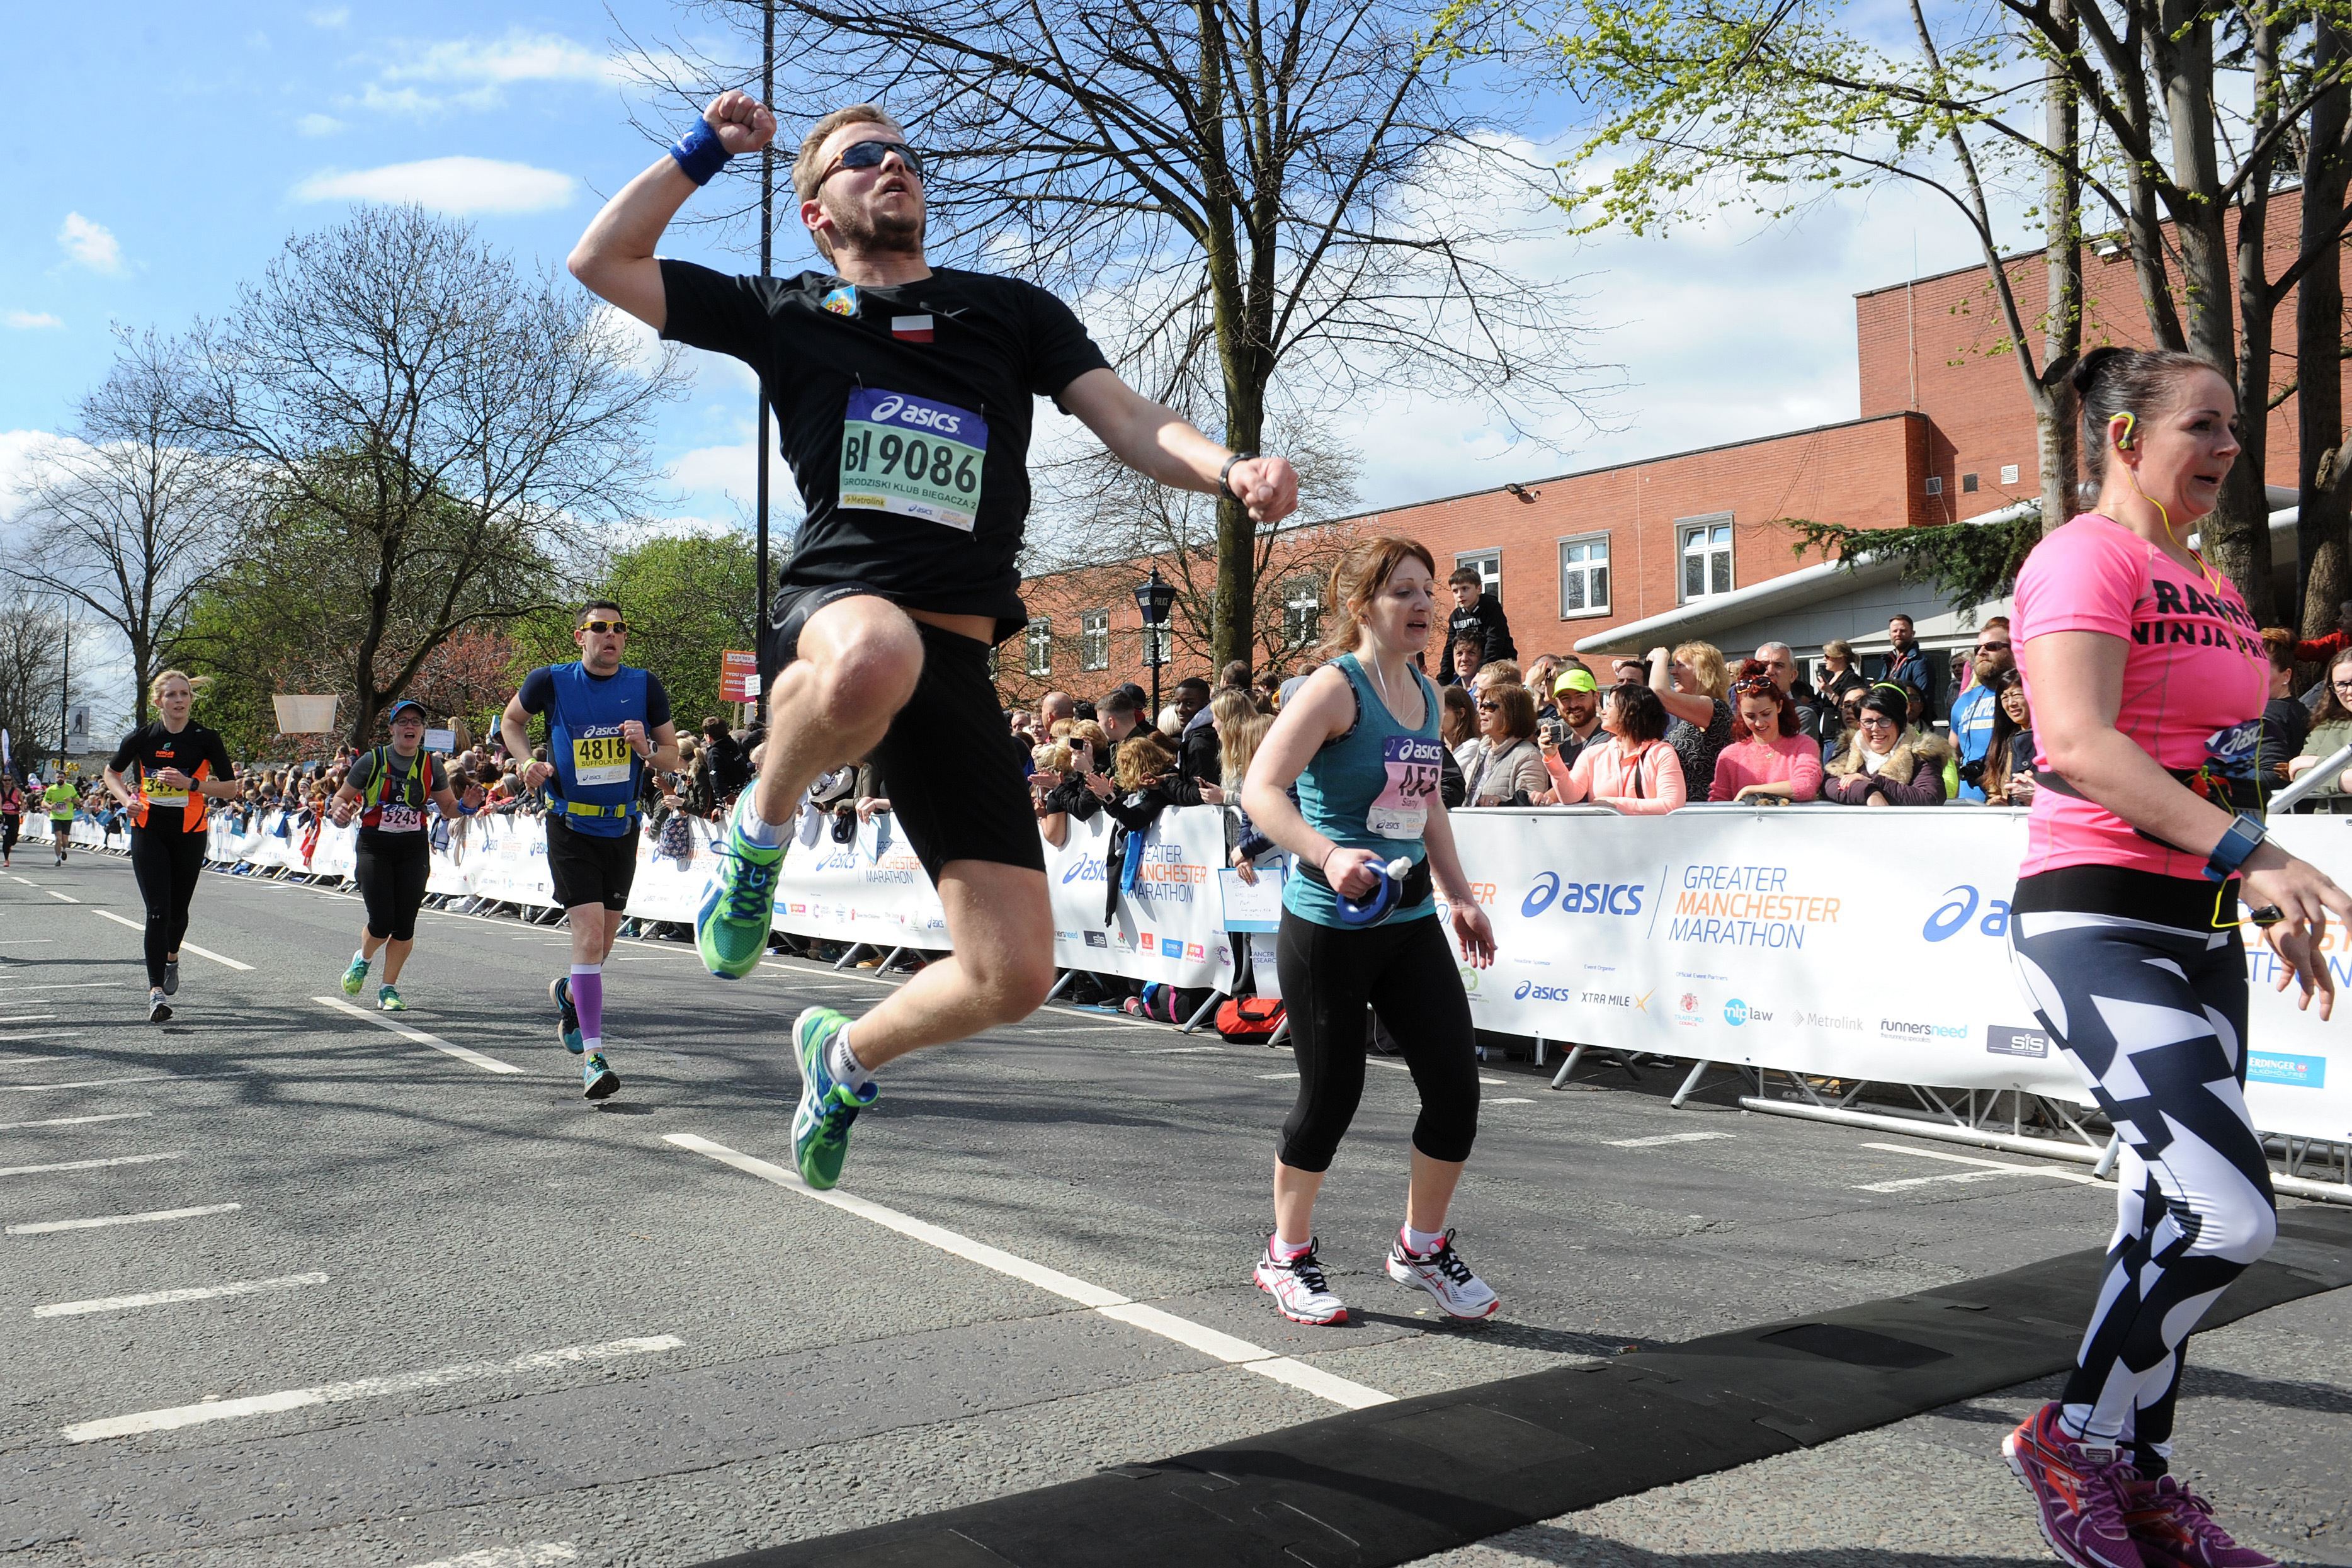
[1281,652,1445,928]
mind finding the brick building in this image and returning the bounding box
[1007,208,2343,711]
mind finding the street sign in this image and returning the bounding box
[719,649,761,702]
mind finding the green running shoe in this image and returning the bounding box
[791,1006,877,1190]
[377,984,406,1012]
[549,975,583,1055]
[696,798,782,979]
[583,1052,620,1100]
[340,955,370,996]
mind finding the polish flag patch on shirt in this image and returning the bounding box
[890,314,935,343]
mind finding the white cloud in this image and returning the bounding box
[295,112,345,137]
[353,30,622,115]
[56,213,123,275]
[668,438,761,509]
[0,429,82,521]
[4,312,62,330]
[308,5,349,25]
[292,157,577,215]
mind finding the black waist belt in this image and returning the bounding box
[2033,766,2262,813]
[1297,855,1434,907]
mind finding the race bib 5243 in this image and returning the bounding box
[838,389,987,532]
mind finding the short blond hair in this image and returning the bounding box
[793,105,898,261]
[1673,641,1730,702]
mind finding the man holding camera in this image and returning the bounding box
[1947,616,2013,803]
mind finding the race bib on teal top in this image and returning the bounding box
[839,389,988,532]
[1366,735,1443,838]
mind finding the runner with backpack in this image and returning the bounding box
[327,700,482,1011]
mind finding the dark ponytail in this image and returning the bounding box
[2071,345,2225,505]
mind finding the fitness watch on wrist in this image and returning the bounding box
[1218,451,1259,500]
[2204,811,2268,883]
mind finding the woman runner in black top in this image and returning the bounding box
[327,700,479,1011]
[102,671,239,1023]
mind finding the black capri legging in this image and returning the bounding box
[356,838,432,943]
[128,827,209,989]
[1275,909,1479,1171]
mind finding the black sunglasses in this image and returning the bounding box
[819,139,925,186]
[1475,700,1502,712]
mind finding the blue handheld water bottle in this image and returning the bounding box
[1336,855,1416,926]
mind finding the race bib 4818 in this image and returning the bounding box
[839,389,987,532]
[571,732,633,787]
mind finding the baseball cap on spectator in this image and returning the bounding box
[385,699,425,724]
[1554,669,1598,696]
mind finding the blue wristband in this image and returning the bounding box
[669,120,733,186]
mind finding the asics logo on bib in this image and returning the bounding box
[866,394,963,436]
[1521,872,1644,919]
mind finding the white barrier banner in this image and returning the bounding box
[1042,809,1235,989]
[771,810,950,950]
[1436,807,2352,1145]
[630,817,723,924]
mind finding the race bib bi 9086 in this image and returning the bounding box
[838,389,988,532]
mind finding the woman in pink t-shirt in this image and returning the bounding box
[1707,661,1823,802]
[1541,682,1686,813]
[2000,346,2352,1568]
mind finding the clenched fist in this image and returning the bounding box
[703,90,778,156]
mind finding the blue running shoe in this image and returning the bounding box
[377,984,406,1012]
[582,1052,619,1100]
[791,1006,876,1190]
[549,975,583,1055]
[340,955,369,996]
[696,797,782,979]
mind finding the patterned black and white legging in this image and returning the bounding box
[2006,868,2278,1474]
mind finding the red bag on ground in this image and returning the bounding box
[1215,997,1285,1042]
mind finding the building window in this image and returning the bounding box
[1025,617,1051,677]
[1961,472,1979,493]
[1080,609,1110,671]
[1455,549,1502,598]
[2000,463,2020,485]
[1677,516,1733,601]
[1283,577,1322,649]
[1924,475,1944,496]
[1558,533,1609,617]
[1142,622,1174,668]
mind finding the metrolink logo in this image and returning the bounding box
[1521,872,1644,919]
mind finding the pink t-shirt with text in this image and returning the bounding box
[2013,513,2266,879]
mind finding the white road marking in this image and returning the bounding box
[1607,1132,1736,1149]
[1490,1097,1535,1105]
[9,1202,240,1236]
[1479,1077,1508,1086]
[1259,1071,1299,1079]
[0,1072,229,1094]
[45,890,77,903]
[1855,1141,2103,1193]
[0,982,116,991]
[0,1032,79,1042]
[0,1015,60,1025]
[665,1133,1395,1412]
[63,1334,683,1442]
[89,909,253,969]
[1143,1046,1224,1054]
[0,1150,181,1178]
[404,1542,579,1568]
[0,1051,86,1067]
[311,997,523,1074]
[0,936,57,941]
[35,1271,329,1318]
[0,1111,151,1132]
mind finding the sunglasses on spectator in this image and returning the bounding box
[579,618,630,635]
[1730,677,1778,696]
[1475,700,1501,712]
[819,140,926,186]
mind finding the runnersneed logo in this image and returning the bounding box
[1522,871,1644,918]
[1881,1016,1969,1042]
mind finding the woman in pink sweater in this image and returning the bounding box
[1541,683,1686,813]
[1708,661,1824,802]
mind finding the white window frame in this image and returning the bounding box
[1079,608,1110,671]
[1676,514,1734,604]
[1025,616,1052,678]
[1282,576,1321,650]
[1455,548,1503,599]
[1557,531,1610,619]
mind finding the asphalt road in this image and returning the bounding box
[0,846,2344,1567]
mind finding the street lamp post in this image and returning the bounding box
[753,0,776,722]
[1133,567,1177,723]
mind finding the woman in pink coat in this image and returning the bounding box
[1540,683,1686,814]
[1708,660,1824,802]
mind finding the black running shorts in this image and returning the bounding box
[764,582,1045,885]
[545,815,639,911]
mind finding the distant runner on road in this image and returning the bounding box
[566,89,1299,1189]
[499,603,679,1101]
[42,775,76,866]
[329,700,481,1012]
[101,671,239,1023]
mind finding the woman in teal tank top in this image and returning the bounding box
[1238,537,1500,1329]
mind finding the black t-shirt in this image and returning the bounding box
[108,721,236,829]
[657,260,1113,640]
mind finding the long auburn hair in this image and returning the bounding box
[1315,535,1436,662]
[1727,659,1800,739]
